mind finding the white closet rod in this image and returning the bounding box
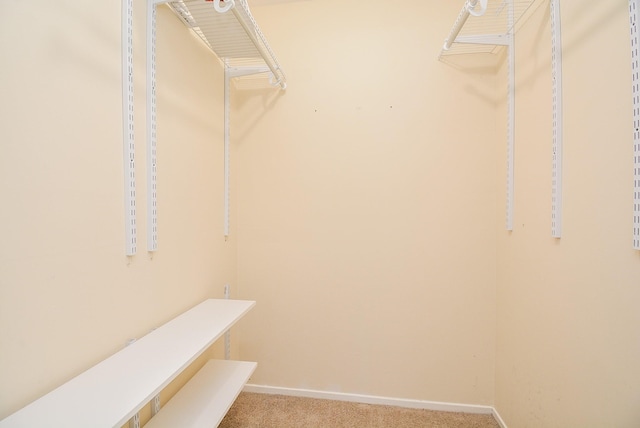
[442,0,488,51]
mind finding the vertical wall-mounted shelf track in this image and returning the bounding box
[224,66,231,237]
[146,0,286,243]
[506,6,515,231]
[146,1,159,252]
[122,0,137,256]
[550,0,563,238]
[630,0,640,249]
[439,0,538,231]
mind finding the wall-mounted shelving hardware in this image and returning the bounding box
[630,0,640,249]
[122,0,137,256]
[550,0,563,238]
[440,0,558,234]
[440,0,538,58]
[145,0,287,246]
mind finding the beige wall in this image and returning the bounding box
[4,0,639,426]
[496,0,640,426]
[235,0,498,405]
[0,1,235,420]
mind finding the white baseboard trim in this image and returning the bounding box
[243,384,495,415]
[492,407,508,428]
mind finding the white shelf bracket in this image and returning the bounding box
[129,412,140,428]
[151,394,161,416]
[551,0,563,238]
[224,284,231,360]
[630,0,640,249]
[453,34,510,46]
[122,0,136,256]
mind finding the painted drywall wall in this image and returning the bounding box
[495,0,640,426]
[234,0,499,405]
[0,1,236,420]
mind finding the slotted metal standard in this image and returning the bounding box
[146,2,159,252]
[440,0,537,231]
[550,0,563,238]
[506,5,515,231]
[147,0,286,242]
[122,0,137,256]
[129,412,140,428]
[631,0,640,249]
[441,0,563,233]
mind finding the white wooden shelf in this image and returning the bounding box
[0,299,255,428]
[145,359,256,428]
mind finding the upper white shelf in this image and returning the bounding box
[440,0,539,58]
[168,0,287,88]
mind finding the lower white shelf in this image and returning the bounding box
[145,359,257,428]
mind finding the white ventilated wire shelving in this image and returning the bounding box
[440,0,538,58]
[168,0,286,89]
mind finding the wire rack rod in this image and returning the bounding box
[169,0,286,88]
[440,0,539,57]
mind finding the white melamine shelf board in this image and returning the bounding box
[145,359,257,428]
[440,0,540,57]
[167,0,286,88]
[0,299,255,428]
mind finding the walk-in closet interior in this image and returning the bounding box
[1,0,639,426]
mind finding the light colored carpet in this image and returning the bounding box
[219,393,500,428]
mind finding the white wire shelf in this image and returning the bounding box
[168,0,286,88]
[440,0,539,58]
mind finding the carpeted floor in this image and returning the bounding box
[219,393,500,428]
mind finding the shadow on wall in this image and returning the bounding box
[232,85,286,144]
[437,0,626,109]
[517,0,626,92]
